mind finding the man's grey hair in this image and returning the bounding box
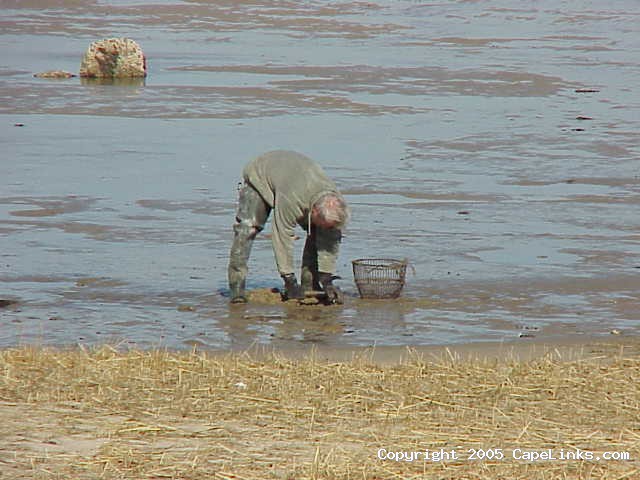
[314,193,350,228]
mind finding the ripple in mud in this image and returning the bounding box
[174,64,570,98]
[0,216,196,244]
[3,196,97,218]
[1,1,399,38]
[75,277,128,288]
[0,299,19,309]
[137,199,229,215]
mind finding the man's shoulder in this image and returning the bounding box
[254,150,314,166]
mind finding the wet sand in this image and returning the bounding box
[1,1,640,351]
[254,335,640,367]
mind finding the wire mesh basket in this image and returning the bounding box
[352,258,408,299]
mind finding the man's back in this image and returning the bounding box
[242,150,337,210]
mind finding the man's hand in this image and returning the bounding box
[319,272,344,305]
[281,273,305,301]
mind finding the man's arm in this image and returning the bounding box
[271,210,308,300]
[271,207,298,276]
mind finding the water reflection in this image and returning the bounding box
[80,77,146,88]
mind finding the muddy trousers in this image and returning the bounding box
[227,182,321,301]
[228,182,271,301]
[301,232,321,291]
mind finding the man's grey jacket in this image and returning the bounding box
[242,150,344,276]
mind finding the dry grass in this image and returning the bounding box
[0,343,639,479]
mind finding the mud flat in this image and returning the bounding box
[2,1,640,351]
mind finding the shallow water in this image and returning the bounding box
[1,0,639,350]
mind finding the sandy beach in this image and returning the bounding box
[1,338,639,479]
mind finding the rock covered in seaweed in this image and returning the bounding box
[34,70,76,79]
[79,38,146,78]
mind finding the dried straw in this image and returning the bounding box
[0,343,638,479]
